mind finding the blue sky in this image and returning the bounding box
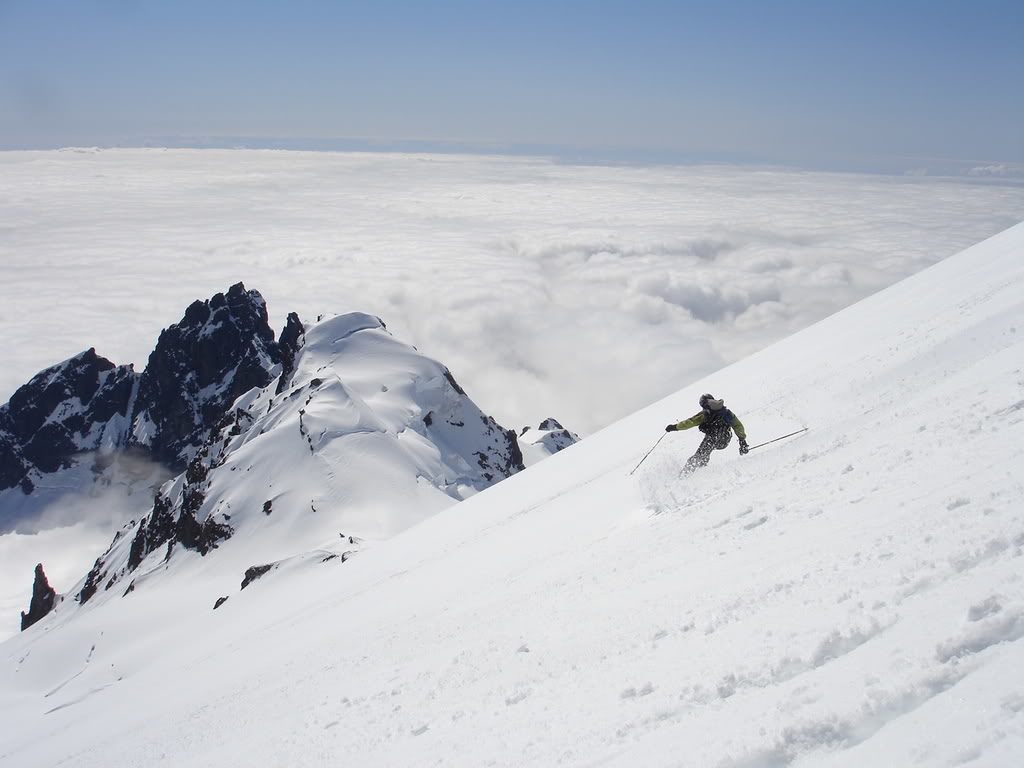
[1,0,1021,171]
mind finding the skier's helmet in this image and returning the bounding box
[700,393,725,411]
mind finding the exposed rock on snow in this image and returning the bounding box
[0,348,135,500]
[76,557,104,605]
[240,564,274,590]
[275,311,305,395]
[19,563,56,631]
[519,417,580,463]
[128,282,284,469]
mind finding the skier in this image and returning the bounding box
[665,393,749,473]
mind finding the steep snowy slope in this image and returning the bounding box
[3,222,1023,767]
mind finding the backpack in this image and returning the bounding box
[698,407,734,434]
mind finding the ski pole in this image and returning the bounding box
[747,427,808,451]
[629,433,668,475]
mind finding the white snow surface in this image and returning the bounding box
[2,223,1024,766]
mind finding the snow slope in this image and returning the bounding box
[2,222,1023,766]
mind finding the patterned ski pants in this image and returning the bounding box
[684,427,732,473]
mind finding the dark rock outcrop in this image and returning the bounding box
[240,564,273,590]
[519,418,580,455]
[443,369,467,395]
[128,493,176,571]
[20,563,57,631]
[78,558,105,605]
[275,312,305,394]
[175,505,233,556]
[125,483,233,577]
[538,419,578,452]
[1,283,299,534]
[470,416,525,482]
[0,349,136,495]
[130,282,283,469]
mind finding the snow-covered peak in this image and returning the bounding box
[62,310,556,612]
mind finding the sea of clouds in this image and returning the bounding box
[0,148,1022,635]
[2,149,1023,435]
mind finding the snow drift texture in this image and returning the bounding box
[2,223,1024,766]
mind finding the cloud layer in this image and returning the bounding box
[1,149,1022,440]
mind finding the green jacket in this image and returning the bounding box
[672,410,747,441]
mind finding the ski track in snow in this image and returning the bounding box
[2,225,1024,765]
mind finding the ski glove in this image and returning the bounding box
[665,424,677,432]
[738,438,749,455]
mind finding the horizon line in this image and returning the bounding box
[3,135,1023,182]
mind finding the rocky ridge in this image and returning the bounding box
[7,287,578,629]
[1,283,292,533]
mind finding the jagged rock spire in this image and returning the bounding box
[129,282,284,469]
[20,563,56,631]
[275,312,305,394]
